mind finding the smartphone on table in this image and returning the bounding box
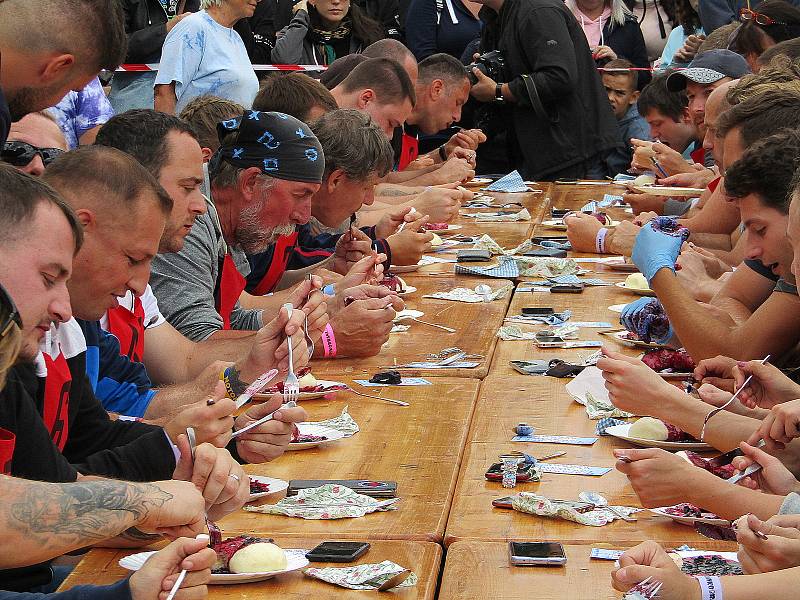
[305,541,370,562]
[508,541,567,566]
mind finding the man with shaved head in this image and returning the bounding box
[0,0,127,146]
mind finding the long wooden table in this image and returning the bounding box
[314,275,514,379]
[438,541,737,600]
[220,376,479,543]
[60,183,739,598]
[444,375,714,546]
[60,538,442,599]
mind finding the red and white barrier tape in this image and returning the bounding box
[115,63,327,72]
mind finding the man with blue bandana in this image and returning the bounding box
[150,110,327,342]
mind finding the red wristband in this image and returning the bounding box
[322,323,337,358]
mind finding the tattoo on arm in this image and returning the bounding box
[225,364,249,395]
[4,477,172,547]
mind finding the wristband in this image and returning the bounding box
[322,323,337,358]
[596,227,609,254]
[219,366,238,400]
[694,575,722,600]
[438,145,447,161]
[322,283,335,296]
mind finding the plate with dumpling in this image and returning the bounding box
[253,369,348,401]
[288,423,346,450]
[120,537,309,584]
[615,273,655,296]
[604,417,711,450]
[248,476,289,502]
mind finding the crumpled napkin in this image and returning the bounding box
[484,170,530,192]
[306,406,359,437]
[244,484,399,519]
[511,492,640,526]
[424,283,512,303]
[463,208,532,222]
[304,561,418,590]
[514,257,578,278]
[472,234,534,256]
[497,325,537,340]
[566,367,634,419]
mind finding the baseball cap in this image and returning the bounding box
[666,49,751,91]
[210,110,325,184]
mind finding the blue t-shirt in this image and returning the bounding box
[155,10,259,113]
[49,78,115,149]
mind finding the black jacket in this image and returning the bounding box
[478,0,619,180]
[603,14,651,89]
[274,0,401,38]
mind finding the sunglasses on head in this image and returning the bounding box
[1,141,64,167]
[739,7,786,25]
[0,284,21,340]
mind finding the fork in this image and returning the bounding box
[282,303,300,404]
[185,428,222,546]
[303,274,315,357]
[700,355,770,441]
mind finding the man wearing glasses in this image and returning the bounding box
[0,113,67,177]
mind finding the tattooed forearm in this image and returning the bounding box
[1,476,171,565]
[224,364,248,395]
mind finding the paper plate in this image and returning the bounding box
[288,423,346,450]
[605,259,639,272]
[631,185,705,197]
[604,424,711,451]
[248,476,289,502]
[252,380,348,402]
[541,219,567,230]
[391,263,421,273]
[120,549,310,584]
[608,304,627,313]
[465,177,493,186]
[650,506,729,527]
[433,224,462,232]
[615,281,655,296]
[396,285,417,296]
[394,309,424,322]
[602,330,668,349]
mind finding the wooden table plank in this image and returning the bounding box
[444,375,715,546]
[438,541,736,600]
[313,276,512,379]
[58,538,441,599]
[219,376,478,543]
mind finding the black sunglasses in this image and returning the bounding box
[1,141,64,167]
[0,284,21,339]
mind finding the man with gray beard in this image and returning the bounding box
[150,111,326,342]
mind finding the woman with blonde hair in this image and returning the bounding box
[0,284,21,390]
[567,0,652,87]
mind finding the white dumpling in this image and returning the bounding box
[298,372,317,388]
[629,417,669,441]
[229,542,288,573]
[625,273,649,290]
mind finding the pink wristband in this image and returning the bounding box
[596,227,609,253]
[322,323,337,358]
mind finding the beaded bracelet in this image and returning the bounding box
[694,575,722,600]
[322,323,337,358]
[595,227,609,254]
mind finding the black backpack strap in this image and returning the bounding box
[521,73,559,124]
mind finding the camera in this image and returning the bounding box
[466,50,505,85]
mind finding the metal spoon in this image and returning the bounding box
[377,570,411,591]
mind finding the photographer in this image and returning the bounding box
[469,0,619,180]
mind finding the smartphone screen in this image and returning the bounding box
[509,542,567,565]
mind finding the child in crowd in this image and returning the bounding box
[601,58,651,176]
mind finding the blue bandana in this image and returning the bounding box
[210,110,325,184]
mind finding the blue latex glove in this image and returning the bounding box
[620,297,673,344]
[631,218,688,282]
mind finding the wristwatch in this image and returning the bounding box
[494,83,504,103]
